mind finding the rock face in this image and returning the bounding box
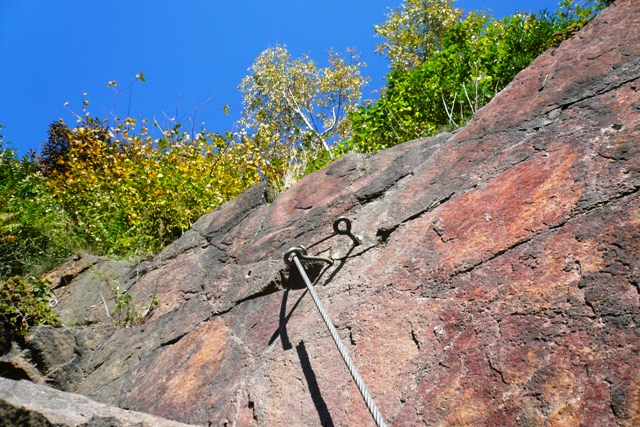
[3,1,640,425]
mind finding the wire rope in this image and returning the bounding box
[289,251,387,427]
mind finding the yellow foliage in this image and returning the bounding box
[45,118,264,256]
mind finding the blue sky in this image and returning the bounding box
[1,0,561,156]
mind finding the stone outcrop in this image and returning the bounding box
[2,1,640,425]
[0,378,199,427]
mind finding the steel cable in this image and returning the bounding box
[291,253,388,427]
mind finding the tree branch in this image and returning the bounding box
[441,92,458,127]
[282,88,330,152]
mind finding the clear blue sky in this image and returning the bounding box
[1,0,561,156]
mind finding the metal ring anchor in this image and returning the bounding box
[333,216,361,246]
[284,245,334,266]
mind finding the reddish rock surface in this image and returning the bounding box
[3,2,640,426]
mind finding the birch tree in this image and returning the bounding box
[237,45,368,188]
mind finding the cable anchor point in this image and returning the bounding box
[333,216,361,246]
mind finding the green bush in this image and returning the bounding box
[347,1,603,153]
[0,276,60,336]
[0,130,77,278]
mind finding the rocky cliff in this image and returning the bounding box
[2,1,640,426]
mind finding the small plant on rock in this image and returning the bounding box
[109,285,158,328]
